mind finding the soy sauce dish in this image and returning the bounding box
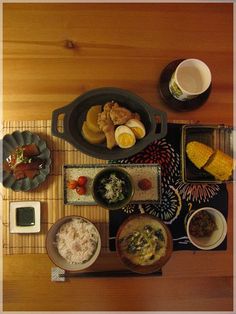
[92,167,134,210]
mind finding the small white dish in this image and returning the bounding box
[10,201,41,233]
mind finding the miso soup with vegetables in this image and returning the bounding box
[118,216,167,266]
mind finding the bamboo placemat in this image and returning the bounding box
[2,120,109,255]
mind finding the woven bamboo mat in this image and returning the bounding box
[2,120,109,255]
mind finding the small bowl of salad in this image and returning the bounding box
[92,167,134,210]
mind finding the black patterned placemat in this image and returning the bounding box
[109,123,228,251]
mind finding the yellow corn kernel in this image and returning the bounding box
[186,141,214,169]
[204,150,234,181]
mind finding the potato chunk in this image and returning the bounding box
[82,121,105,144]
[86,105,102,133]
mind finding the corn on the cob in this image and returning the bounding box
[204,150,234,181]
[186,141,214,169]
[186,141,234,181]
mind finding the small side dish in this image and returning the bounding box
[96,173,127,204]
[186,207,227,250]
[3,144,46,180]
[138,178,152,191]
[116,214,173,274]
[46,216,101,271]
[16,207,35,226]
[186,141,234,181]
[92,167,134,210]
[189,210,216,238]
[3,131,51,191]
[10,201,41,233]
[67,175,88,196]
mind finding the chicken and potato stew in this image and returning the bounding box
[81,101,146,149]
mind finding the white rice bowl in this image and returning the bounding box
[56,218,99,264]
[46,216,101,271]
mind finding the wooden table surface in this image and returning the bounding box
[3,3,234,312]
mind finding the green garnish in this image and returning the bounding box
[120,225,165,261]
[15,148,31,164]
[99,173,125,203]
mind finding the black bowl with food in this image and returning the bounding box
[51,87,167,160]
[92,167,134,210]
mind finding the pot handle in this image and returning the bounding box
[51,106,69,140]
[150,107,167,140]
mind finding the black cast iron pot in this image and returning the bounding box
[51,87,167,160]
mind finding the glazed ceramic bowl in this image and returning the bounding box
[46,216,101,272]
[51,87,167,160]
[92,167,134,210]
[116,213,173,274]
[185,207,227,250]
[2,131,51,191]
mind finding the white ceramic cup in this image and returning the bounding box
[169,59,212,101]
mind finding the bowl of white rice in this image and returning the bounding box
[46,216,101,271]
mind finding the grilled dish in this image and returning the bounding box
[186,141,214,169]
[186,141,234,181]
[3,144,45,180]
[203,150,234,181]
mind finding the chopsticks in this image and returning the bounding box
[51,267,162,281]
[61,269,162,278]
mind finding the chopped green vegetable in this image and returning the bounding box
[120,224,166,264]
[98,173,126,203]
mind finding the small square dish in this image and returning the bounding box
[10,201,41,233]
[182,124,234,183]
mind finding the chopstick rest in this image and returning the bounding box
[51,267,66,282]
